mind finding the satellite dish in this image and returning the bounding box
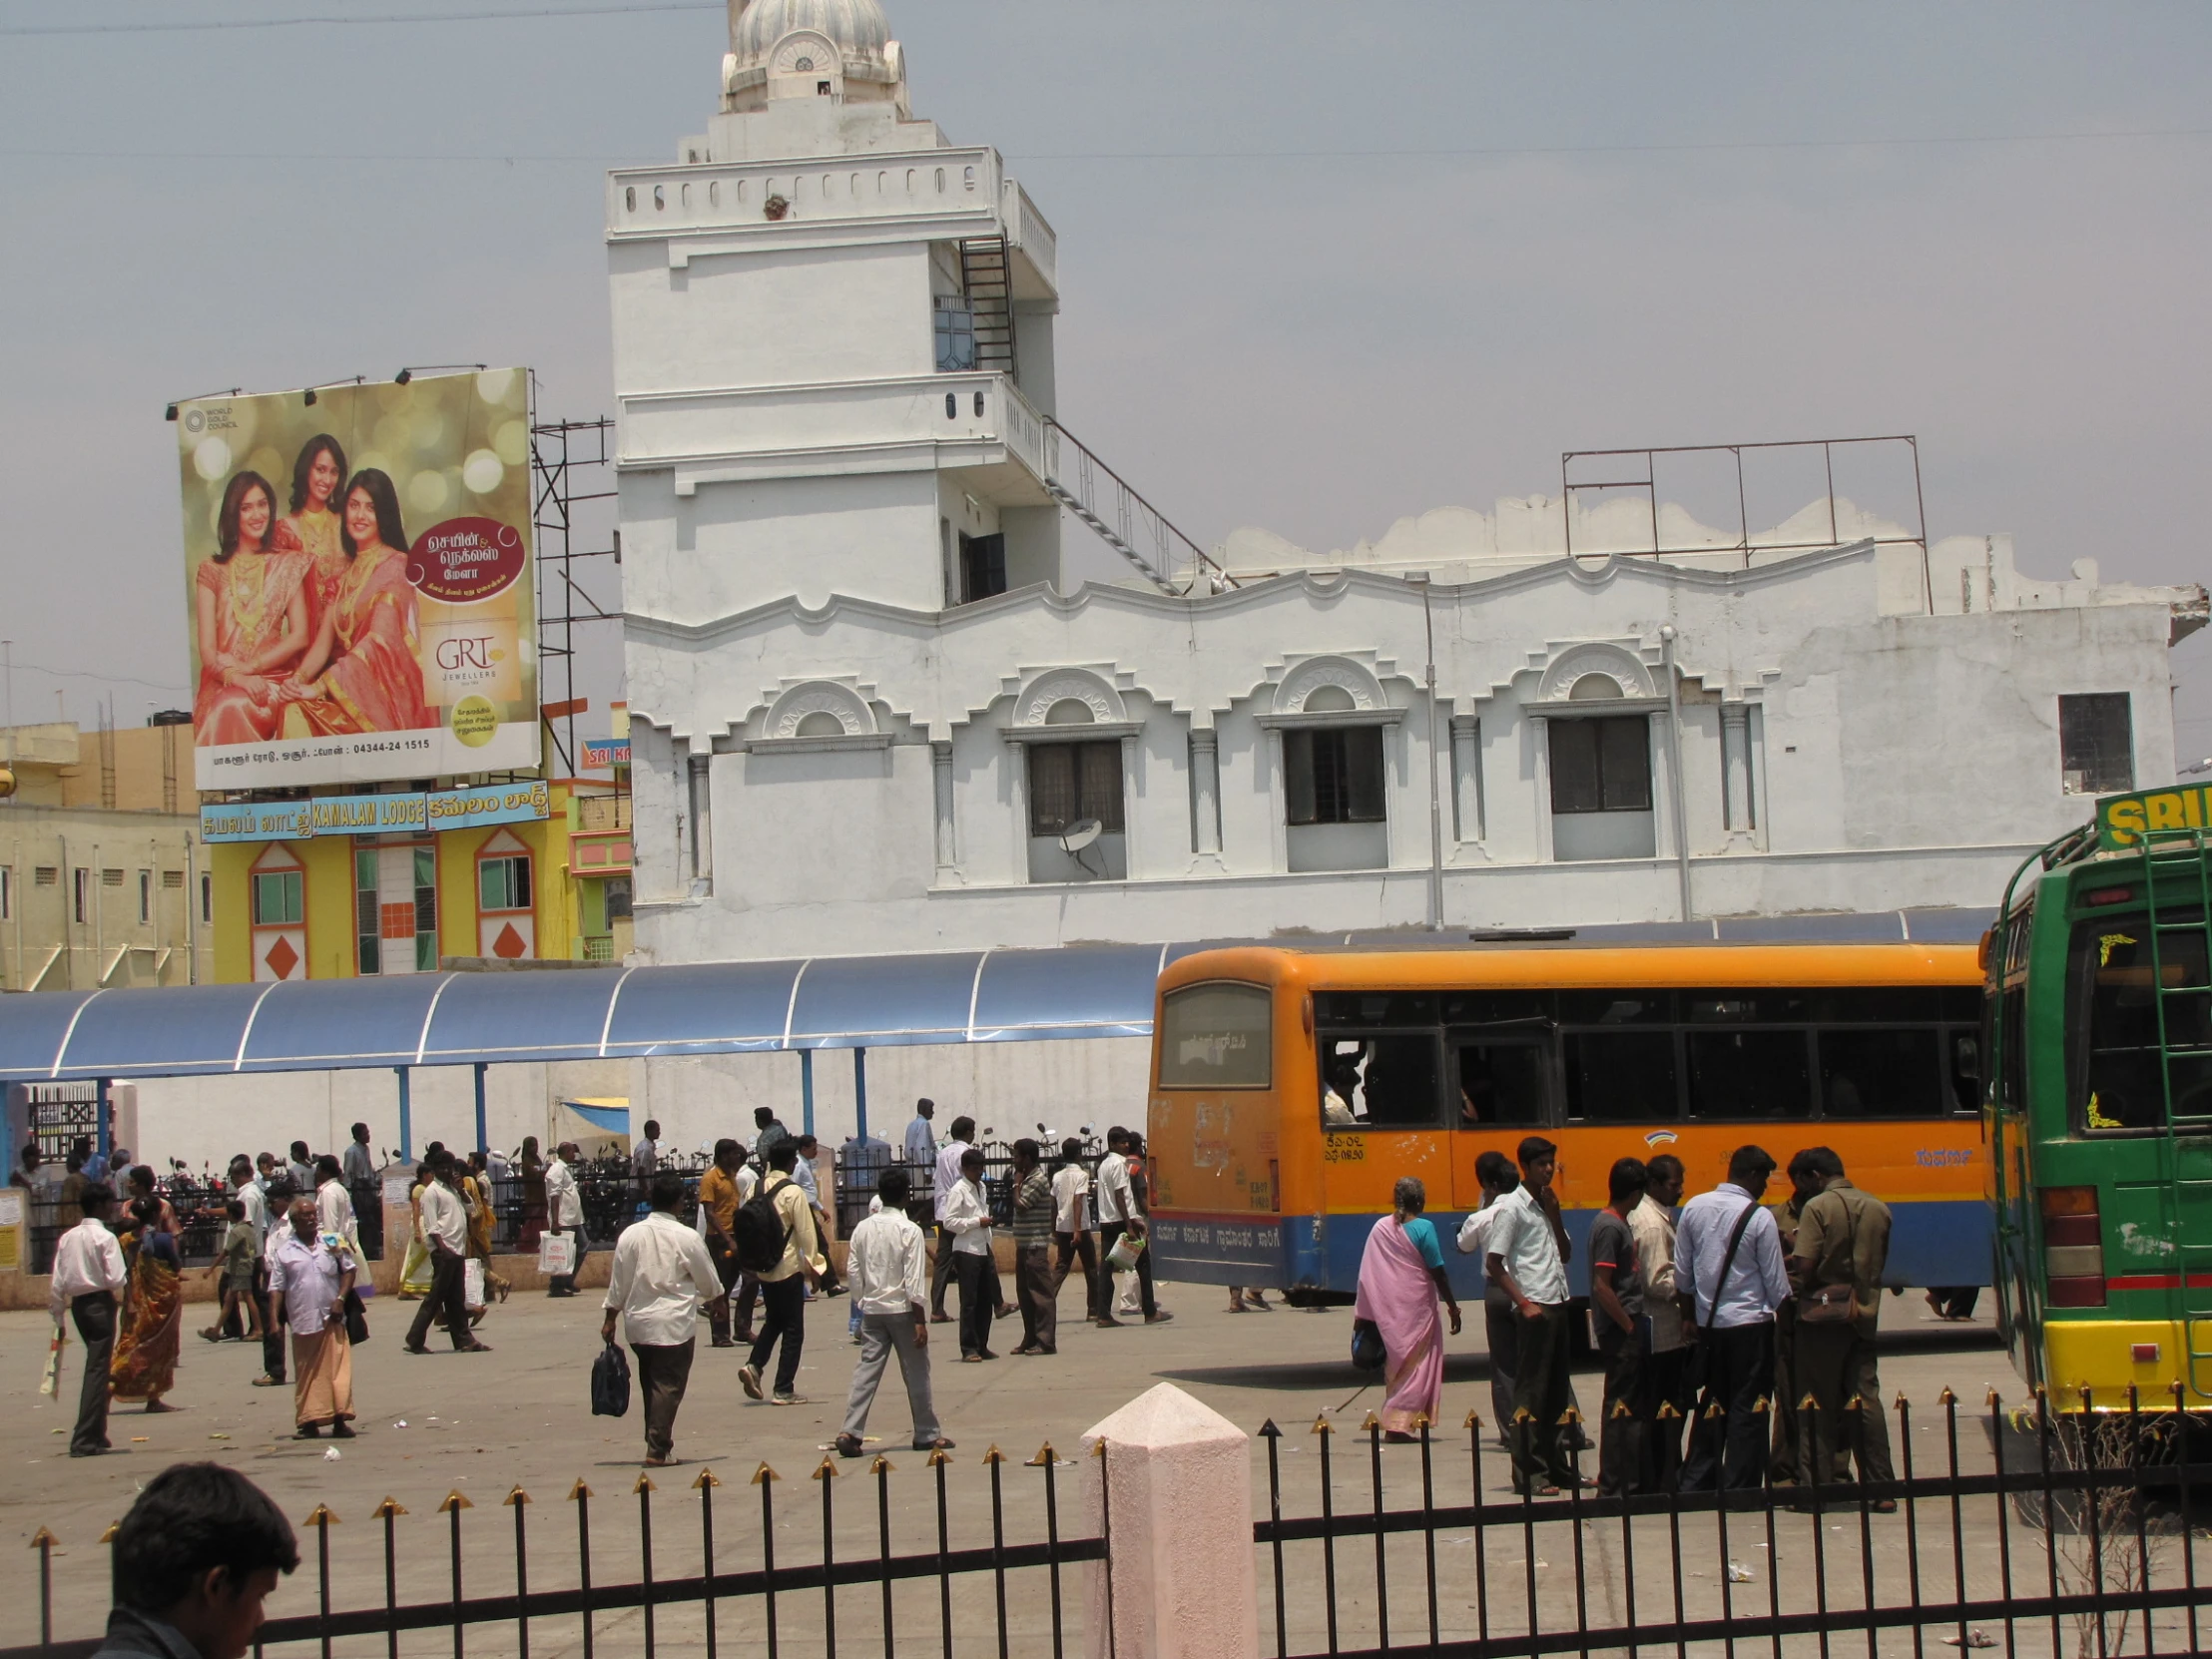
[1059,818,1103,853]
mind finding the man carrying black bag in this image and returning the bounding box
[601,1171,721,1465]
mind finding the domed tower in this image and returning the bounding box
[609,0,1067,924]
[721,0,908,116]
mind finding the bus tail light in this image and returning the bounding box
[2040,1186,2106,1308]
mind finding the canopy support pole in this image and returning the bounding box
[472,1063,488,1154]
[396,1067,412,1162]
[799,1049,815,1138]
[853,1046,868,1143]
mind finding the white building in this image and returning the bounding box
[606,0,2208,964]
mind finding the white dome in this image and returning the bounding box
[729,0,893,79]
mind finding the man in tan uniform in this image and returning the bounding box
[1787,1147,1896,1508]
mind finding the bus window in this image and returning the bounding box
[1945,1030,1979,1112]
[1316,991,1438,1028]
[1818,1028,1941,1117]
[1157,981,1273,1088]
[1564,1030,1679,1121]
[2068,921,2212,1129]
[1686,1029,1813,1119]
[1320,1034,1442,1128]
[1453,1040,1548,1126]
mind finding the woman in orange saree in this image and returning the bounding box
[110,1199,184,1413]
[192,471,310,745]
[280,469,435,736]
[272,433,350,635]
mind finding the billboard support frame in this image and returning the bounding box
[529,412,621,779]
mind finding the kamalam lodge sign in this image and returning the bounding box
[2095,783,2212,849]
[201,781,551,844]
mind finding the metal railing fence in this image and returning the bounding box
[1261,1382,2212,1659]
[13,1443,1103,1659]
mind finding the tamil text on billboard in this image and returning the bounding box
[178,370,539,789]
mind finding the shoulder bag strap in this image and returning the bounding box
[1701,1197,1762,1336]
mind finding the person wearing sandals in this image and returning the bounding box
[266,1194,357,1439]
[601,1171,721,1466]
[836,1167,953,1458]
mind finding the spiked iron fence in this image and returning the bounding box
[19,1385,2212,1659]
[1257,1383,2212,1659]
[12,1443,1102,1659]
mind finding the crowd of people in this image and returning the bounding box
[42,1132,376,1458]
[1357,1136,1903,1503]
[596,1101,1177,1464]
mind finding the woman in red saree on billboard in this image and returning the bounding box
[280,469,435,736]
[193,470,311,745]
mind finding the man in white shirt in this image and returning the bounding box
[1628,1153,1692,1490]
[313,1156,363,1261]
[904,1098,938,1172]
[1454,1149,1522,1442]
[404,1152,489,1355]
[544,1141,586,1298]
[1675,1144,1790,1492]
[941,1147,999,1361]
[50,1180,128,1456]
[255,1176,299,1387]
[1049,1138,1098,1312]
[601,1171,722,1466]
[1483,1135,1579,1494]
[1093,1126,1165,1326]
[929,1114,974,1322]
[835,1167,953,1457]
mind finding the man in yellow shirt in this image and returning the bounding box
[738,1140,822,1404]
[698,1138,746,1348]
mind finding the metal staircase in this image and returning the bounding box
[958,237,1016,378]
[1040,419,1236,597]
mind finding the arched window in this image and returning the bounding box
[795,710,845,738]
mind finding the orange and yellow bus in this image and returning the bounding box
[1144,941,1987,1300]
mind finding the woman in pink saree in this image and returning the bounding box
[193,471,310,744]
[1354,1177,1463,1442]
[281,469,434,735]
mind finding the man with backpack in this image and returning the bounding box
[736,1140,822,1404]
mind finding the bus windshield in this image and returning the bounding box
[2069,916,2212,1130]
[1157,981,1272,1088]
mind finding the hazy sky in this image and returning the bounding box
[2,2,2207,761]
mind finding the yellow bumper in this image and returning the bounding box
[2042,1319,2212,1408]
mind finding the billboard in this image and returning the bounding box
[177,369,539,790]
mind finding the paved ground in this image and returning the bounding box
[0,1281,2152,1658]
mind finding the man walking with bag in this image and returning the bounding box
[405,1151,489,1355]
[1676,1145,1789,1491]
[603,1172,722,1466]
[1788,1147,1897,1506]
[835,1168,954,1457]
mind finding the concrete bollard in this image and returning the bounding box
[1084,1381,1259,1659]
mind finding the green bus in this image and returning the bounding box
[1986,783,2212,1405]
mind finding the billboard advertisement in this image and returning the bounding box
[177,369,539,790]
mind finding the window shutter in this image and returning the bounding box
[1548,721,1602,814]
[1599,717,1653,811]
[1284,730,1318,826]
[1027,744,1077,835]
[1078,741,1125,830]
[1345,728,1386,823]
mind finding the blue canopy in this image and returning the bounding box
[0,909,1988,1081]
